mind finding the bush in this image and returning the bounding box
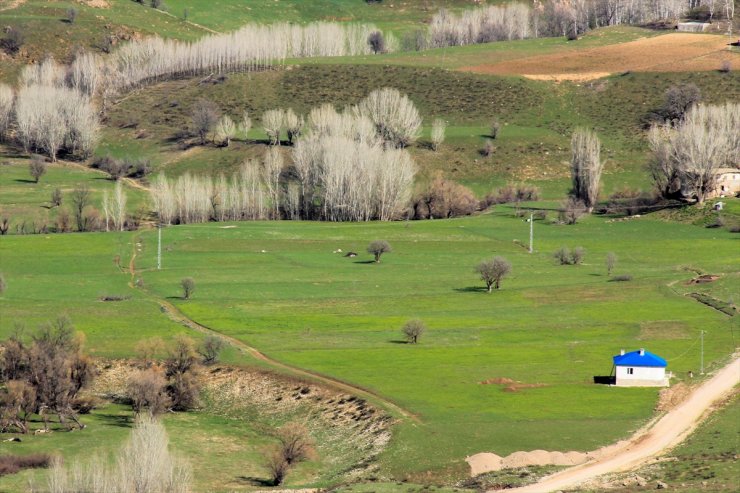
[719,60,731,74]
[484,184,540,206]
[559,197,586,224]
[554,247,584,265]
[65,8,78,24]
[490,119,501,139]
[29,155,47,183]
[2,27,24,54]
[0,454,52,476]
[662,83,701,122]
[368,31,385,54]
[412,173,479,219]
[476,256,511,292]
[128,368,171,416]
[402,319,426,344]
[610,275,633,282]
[482,138,494,157]
[198,335,225,365]
[50,188,62,207]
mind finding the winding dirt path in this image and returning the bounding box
[126,234,419,423]
[500,355,740,493]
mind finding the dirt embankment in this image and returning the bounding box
[460,33,739,81]
[92,360,393,477]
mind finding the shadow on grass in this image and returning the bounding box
[238,476,275,487]
[14,179,36,184]
[353,260,377,264]
[454,286,488,293]
[388,340,409,344]
[593,375,616,385]
[165,296,186,300]
[95,412,133,429]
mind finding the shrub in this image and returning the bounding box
[571,246,585,265]
[3,27,24,54]
[662,83,701,122]
[0,454,52,476]
[490,119,501,139]
[180,278,195,299]
[482,138,494,157]
[367,240,392,263]
[191,99,220,144]
[413,173,478,219]
[554,247,571,265]
[128,368,171,417]
[719,60,731,73]
[430,118,446,151]
[402,319,426,344]
[606,252,617,276]
[0,272,5,295]
[276,422,314,465]
[610,275,633,282]
[559,197,586,224]
[265,447,289,486]
[65,8,78,24]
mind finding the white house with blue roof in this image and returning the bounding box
[613,348,669,387]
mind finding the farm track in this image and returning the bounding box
[126,234,420,423]
[501,355,740,493]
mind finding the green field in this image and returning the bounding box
[1,207,737,486]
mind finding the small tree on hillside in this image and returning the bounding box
[663,83,701,122]
[402,319,425,344]
[165,335,200,411]
[367,240,392,263]
[570,128,603,212]
[213,115,236,147]
[368,31,386,54]
[50,188,62,207]
[431,118,446,151]
[128,368,171,417]
[262,109,285,145]
[490,118,501,139]
[606,252,617,276]
[29,155,47,183]
[181,277,195,300]
[241,110,252,141]
[476,256,511,292]
[70,185,91,232]
[191,99,220,145]
[198,335,225,365]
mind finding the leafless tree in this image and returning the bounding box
[102,181,127,231]
[128,369,171,417]
[197,335,225,365]
[570,128,603,211]
[402,319,426,344]
[265,447,289,486]
[135,337,165,368]
[180,278,195,300]
[191,99,220,145]
[559,196,586,224]
[262,109,285,145]
[275,422,314,465]
[663,83,701,122]
[367,240,391,263]
[476,256,511,292]
[649,102,739,203]
[50,188,63,207]
[490,119,501,139]
[368,31,386,53]
[431,118,446,151]
[356,88,421,147]
[284,108,303,144]
[0,84,12,139]
[29,155,47,183]
[262,147,283,218]
[606,252,617,276]
[70,186,91,232]
[213,114,235,147]
[165,336,200,411]
[241,110,252,141]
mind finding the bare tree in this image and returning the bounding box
[0,273,5,295]
[70,186,91,232]
[265,447,289,486]
[402,319,426,344]
[29,155,47,183]
[570,128,603,212]
[431,118,446,151]
[135,337,164,368]
[284,108,303,144]
[191,99,220,145]
[128,368,171,417]
[180,278,195,300]
[213,115,235,147]
[165,335,200,411]
[356,88,422,148]
[263,109,285,145]
[276,422,314,465]
[50,188,62,207]
[241,110,252,141]
[198,335,225,365]
[0,84,12,139]
[262,147,283,218]
[606,252,617,276]
[476,256,511,292]
[65,8,78,24]
[367,240,391,263]
[490,118,501,139]
[649,102,739,203]
[662,83,701,122]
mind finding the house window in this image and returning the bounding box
[627,368,634,375]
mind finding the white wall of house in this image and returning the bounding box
[616,365,667,386]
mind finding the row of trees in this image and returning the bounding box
[422,1,733,49]
[649,102,740,204]
[108,22,386,91]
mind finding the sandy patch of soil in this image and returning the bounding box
[460,33,738,81]
[656,382,691,412]
[479,376,547,392]
[77,0,110,7]
[0,0,25,12]
[688,274,720,284]
[467,450,587,476]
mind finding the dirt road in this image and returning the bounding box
[500,356,740,493]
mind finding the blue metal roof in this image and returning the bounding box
[613,350,667,368]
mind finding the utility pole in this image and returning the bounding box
[157,223,162,270]
[529,212,534,254]
[700,330,705,375]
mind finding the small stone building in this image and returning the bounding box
[712,168,740,199]
[613,349,669,387]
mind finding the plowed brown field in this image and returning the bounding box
[460,33,739,81]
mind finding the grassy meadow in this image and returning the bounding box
[1,206,737,485]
